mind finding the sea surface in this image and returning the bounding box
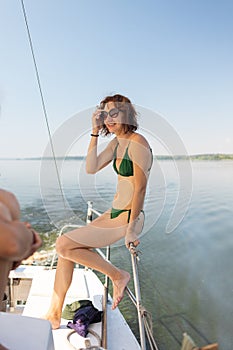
[1,159,233,350]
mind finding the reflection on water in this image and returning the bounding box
[1,160,233,349]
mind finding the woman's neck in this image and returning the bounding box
[116,131,134,146]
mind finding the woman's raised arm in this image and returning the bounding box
[86,108,116,174]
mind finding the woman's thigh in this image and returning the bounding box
[63,210,130,248]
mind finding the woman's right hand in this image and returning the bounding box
[92,106,104,133]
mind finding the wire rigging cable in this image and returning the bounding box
[20,0,66,208]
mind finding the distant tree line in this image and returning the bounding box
[155,154,233,161]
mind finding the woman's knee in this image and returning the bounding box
[55,235,84,258]
[55,236,70,258]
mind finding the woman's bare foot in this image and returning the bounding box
[44,311,61,330]
[112,270,130,310]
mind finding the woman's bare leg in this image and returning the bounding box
[45,211,137,329]
[57,239,130,312]
[45,236,130,329]
[44,257,74,329]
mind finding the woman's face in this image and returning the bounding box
[103,102,125,135]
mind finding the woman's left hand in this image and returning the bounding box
[125,233,140,249]
[125,213,144,248]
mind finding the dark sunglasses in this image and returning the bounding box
[101,108,120,120]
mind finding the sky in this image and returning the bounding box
[0,0,233,158]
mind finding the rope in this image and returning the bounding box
[66,329,102,349]
[143,310,159,350]
[20,0,67,208]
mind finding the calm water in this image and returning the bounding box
[1,159,233,349]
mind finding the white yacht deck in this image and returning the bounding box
[1,265,140,350]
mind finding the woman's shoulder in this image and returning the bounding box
[107,136,118,152]
[131,133,150,148]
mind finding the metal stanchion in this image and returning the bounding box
[102,245,110,349]
[86,201,93,223]
[129,243,147,350]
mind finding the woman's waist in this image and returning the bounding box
[112,196,132,210]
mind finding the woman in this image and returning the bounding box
[45,94,153,329]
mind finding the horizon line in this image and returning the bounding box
[1,153,233,161]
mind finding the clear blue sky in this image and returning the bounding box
[0,0,233,158]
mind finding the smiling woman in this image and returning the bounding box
[44,93,153,329]
[99,94,138,136]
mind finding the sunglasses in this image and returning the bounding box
[101,108,120,120]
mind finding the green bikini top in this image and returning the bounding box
[113,143,134,177]
[113,141,153,177]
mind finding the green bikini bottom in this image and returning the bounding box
[110,208,144,223]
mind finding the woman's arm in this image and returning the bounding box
[86,137,116,174]
[125,135,152,247]
[86,108,117,174]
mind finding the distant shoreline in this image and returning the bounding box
[1,154,233,161]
